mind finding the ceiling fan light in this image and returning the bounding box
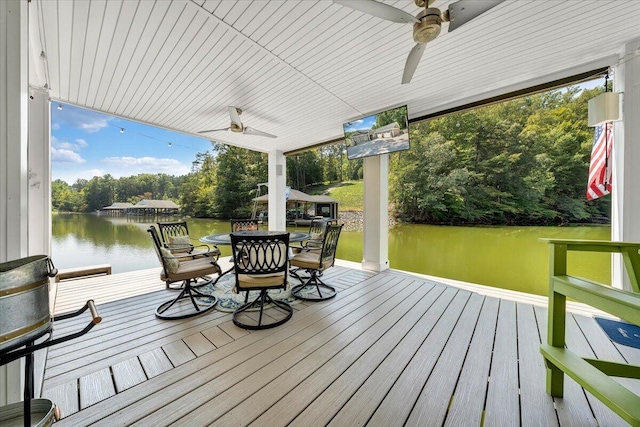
[413,9,442,43]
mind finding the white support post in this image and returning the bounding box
[362,154,389,272]
[267,150,287,232]
[0,0,29,406]
[612,39,640,291]
[28,88,51,257]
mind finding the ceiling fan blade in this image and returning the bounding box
[334,0,419,24]
[197,128,229,134]
[402,43,426,84]
[243,127,277,139]
[446,0,504,32]
[228,106,243,127]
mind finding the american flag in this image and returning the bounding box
[586,122,613,200]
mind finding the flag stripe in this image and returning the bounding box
[586,122,613,201]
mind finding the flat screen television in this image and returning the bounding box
[343,105,410,160]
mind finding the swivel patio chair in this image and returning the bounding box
[292,218,336,253]
[148,226,221,320]
[230,219,259,232]
[289,224,343,301]
[230,232,292,330]
[157,221,214,255]
[157,221,220,289]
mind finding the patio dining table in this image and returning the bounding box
[200,230,310,246]
[199,231,311,285]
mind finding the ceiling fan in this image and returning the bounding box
[334,0,504,84]
[198,106,277,138]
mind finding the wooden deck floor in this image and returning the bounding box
[42,262,640,426]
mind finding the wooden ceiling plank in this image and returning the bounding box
[119,2,195,117]
[107,0,173,112]
[85,0,126,108]
[146,22,233,124]
[92,0,141,111]
[223,0,265,33]
[209,0,235,20]
[126,5,207,119]
[239,1,285,39]
[75,0,107,106]
[200,0,221,15]
[218,0,252,27]
[249,1,298,45]
[158,34,250,127]
[56,0,74,101]
[97,0,157,111]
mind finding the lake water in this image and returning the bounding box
[51,213,611,296]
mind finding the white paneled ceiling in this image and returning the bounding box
[28,0,640,154]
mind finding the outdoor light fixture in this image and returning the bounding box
[57,104,62,110]
[167,142,172,147]
[120,128,124,133]
[588,92,620,126]
[588,72,621,127]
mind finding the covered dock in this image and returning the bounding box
[128,199,180,216]
[100,202,134,216]
[254,189,338,226]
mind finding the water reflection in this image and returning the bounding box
[52,213,610,296]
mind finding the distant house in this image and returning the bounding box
[351,130,372,145]
[372,122,400,139]
[129,199,180,216]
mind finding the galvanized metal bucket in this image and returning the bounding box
[0,398,56,427]
[0,255,55,353]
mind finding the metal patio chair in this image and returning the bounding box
[230,232,292,330]
[148,226,220,320]
[290,224,343,301]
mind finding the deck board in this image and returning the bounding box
[516,303,559,427]
[41,263,640,427]
[365,288,471,426]
[484,299,520,427]
[559,310,627,427]
[183,332,216,356]
[79,368,115,409]
[444,296,500,427]
[405,292,485,426]
[111,357,147,392]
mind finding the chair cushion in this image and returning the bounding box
[168,235,192,253]
[306,232,323,249]
[160,256,219,281]
[290,251,322,270]
[237,273,286,289]
[160,247,180,273]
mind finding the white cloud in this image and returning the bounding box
[52,147,85,164]
[80,120,108,133]
[53,168,105,184]
[51,135,88,151]
[101,156,191,176]
[52,106,111,134]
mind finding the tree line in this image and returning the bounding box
[52,85,609,225]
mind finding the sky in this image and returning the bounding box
[51,103,214,184]
[344,114,377,133]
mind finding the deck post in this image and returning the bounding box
[267,150,287,232]
[362,154,389,272]
[546,242,566,397]
[0,0,30,406]
[612,38,640,291]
